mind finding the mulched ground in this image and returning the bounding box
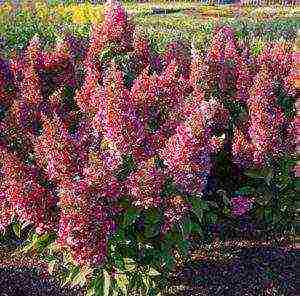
[0,267,82,296]
[168,246,296,296]
[0,236,296,296]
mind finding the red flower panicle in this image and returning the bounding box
[57,179,116,266]
[0,146,56,234]
[231,196,255,217]
[247,65,292,166]
[126,160,165,209]
[32,114,76,182]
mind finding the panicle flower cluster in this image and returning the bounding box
[86,0,134,63]
[57,178,116,266]
[0,146,56,234]
[163,40,191,80]
[189,51,211,96]
[247,65,292,166]
[130,31,151,76]
[0,57,15,109]
[125,160,165,209]
[230,196,255,217]
[160,122,210,195]
[205,25,256,103]
[257,41,293,79]
[75,58,102,115]
[32,114,76,182]
[208,25,238,63]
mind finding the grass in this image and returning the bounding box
[0,1,298,58]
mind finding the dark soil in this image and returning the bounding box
[167,246,296,296]
[0,267,82,296]
[0,242,296,296]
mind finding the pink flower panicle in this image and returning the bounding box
[32,114,76,182]
[0,146,56,234]
[247,65,292,166]
[159,123,211,195]
[125,160,165,209]
[231,196,255,217]
[163,40,191,80]
[57,179,117,266]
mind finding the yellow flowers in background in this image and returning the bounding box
[35,2,49,19]
[52,3,104,25]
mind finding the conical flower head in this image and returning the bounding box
[208,25,238,63]
[20,63,43,108]
[88,0,134,58]
[0,146,57,234]
[164,40,191,80]
[25,35,41,66]
[104,0,127,34]
[159,122,210,195]
[126,160,164,209]
[32,114,76,181]
[95,62,142,154]
[75,59,102,115]
[247,65,291,166]
[257,41,293,78]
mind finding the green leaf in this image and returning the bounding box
[12,222,21,238]
[21,233,39,253]
[142,274,151,292]
[206,213,218,225]
[88,274,104,296]
[148,287,161,296]
[113,254,125,271]
[188,198,209,223]
[235,186,256,196]
[115,273,128,296]
[71,269,89,288]
[180,216,192,239]
[123,208,140,227]
[118,197,130,209]
[103,270,111,296]
[144,223,160,239]
[190,222,203,236]
[128,272,142,291]
[148,267,160,277]
[161,249,175,271]
[35,233,57,254]
[123,258,137,272]
[112,228,126,243]
[145,208,161,225]
[63,266,80,287]
[244,168,272,179]
[264,208,273,224]
[177,240,189,257]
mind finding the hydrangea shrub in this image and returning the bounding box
[0,1,296,295]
